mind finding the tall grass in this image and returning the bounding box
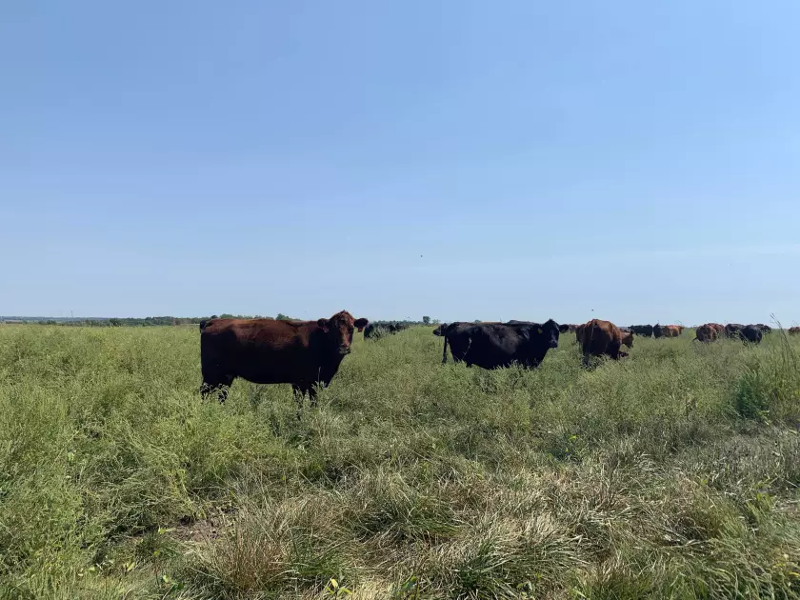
[1,325,799,599]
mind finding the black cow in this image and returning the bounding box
[441,320,560,369]
[630,325,654,337]
[756,324,772,334]
[725,323,744,338]
[740,325,763,344]
[364,321,409,339]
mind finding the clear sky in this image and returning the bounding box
[2,1,799,325]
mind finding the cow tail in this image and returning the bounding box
[442,334,449,364]
[590,319,601,342]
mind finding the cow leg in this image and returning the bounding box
[201,377,232,404]
[292,384,307,418]
[308,385,320,408]
[608,341,622,360]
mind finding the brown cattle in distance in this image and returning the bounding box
[789,327,800,336]
[620,328,634,349]
[199,310,368,408]
[655,324,682,338]
[695,323,724,342]
[576,319,629,366]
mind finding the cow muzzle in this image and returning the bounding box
[339,346,351,356]
[548,338,559,349]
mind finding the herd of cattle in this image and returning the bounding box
[363,321,410,339]
[197,311,795,407]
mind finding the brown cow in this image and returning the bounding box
[620,328,634,349]
[657,325,682,338]
[577,319,629,366]
[694,323,723,342]
[789,327,800,336]
[199,310,368,408]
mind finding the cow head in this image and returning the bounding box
[539,319,560,349]
[621,330,634,348]
[317,310,369,355]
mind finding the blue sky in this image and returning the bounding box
[2,1,799,325]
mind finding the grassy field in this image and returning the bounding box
[1,324,800,599]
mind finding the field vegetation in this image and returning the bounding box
[1,324,800,599]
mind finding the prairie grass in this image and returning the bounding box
[1,324,799,599]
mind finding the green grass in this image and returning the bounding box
[1,325,800,599]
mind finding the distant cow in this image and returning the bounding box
[756,324,772,334]
[199,311,368,407]
[739,325,763,344]
[789,327,800,336]
[433,323,449,336]
[654,324,682,338]
[619,328,634,349]
[441,320,560,369]
[576,319,629,366]
[630,325,654,337]
[364,321,408,339]
[725,324,745,338]
[694,323,724,343]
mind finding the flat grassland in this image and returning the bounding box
[1,325,800,599]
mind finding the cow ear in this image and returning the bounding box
[317,318,329,332]
[354,318,368,332]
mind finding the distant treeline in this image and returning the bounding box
[3,314,298,327]
[2,315,432,327]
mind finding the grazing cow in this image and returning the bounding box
[620,328,634,349]
[654,324,682,338]
[725,324,745,338]
[365,321,408,339]
[441,320,560,368]
[576,319,628,366]
[694,323,724,342]
[789,327,800,336]
[199,311,368,407]
[630,325,654,337]
[739,325,763,344]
